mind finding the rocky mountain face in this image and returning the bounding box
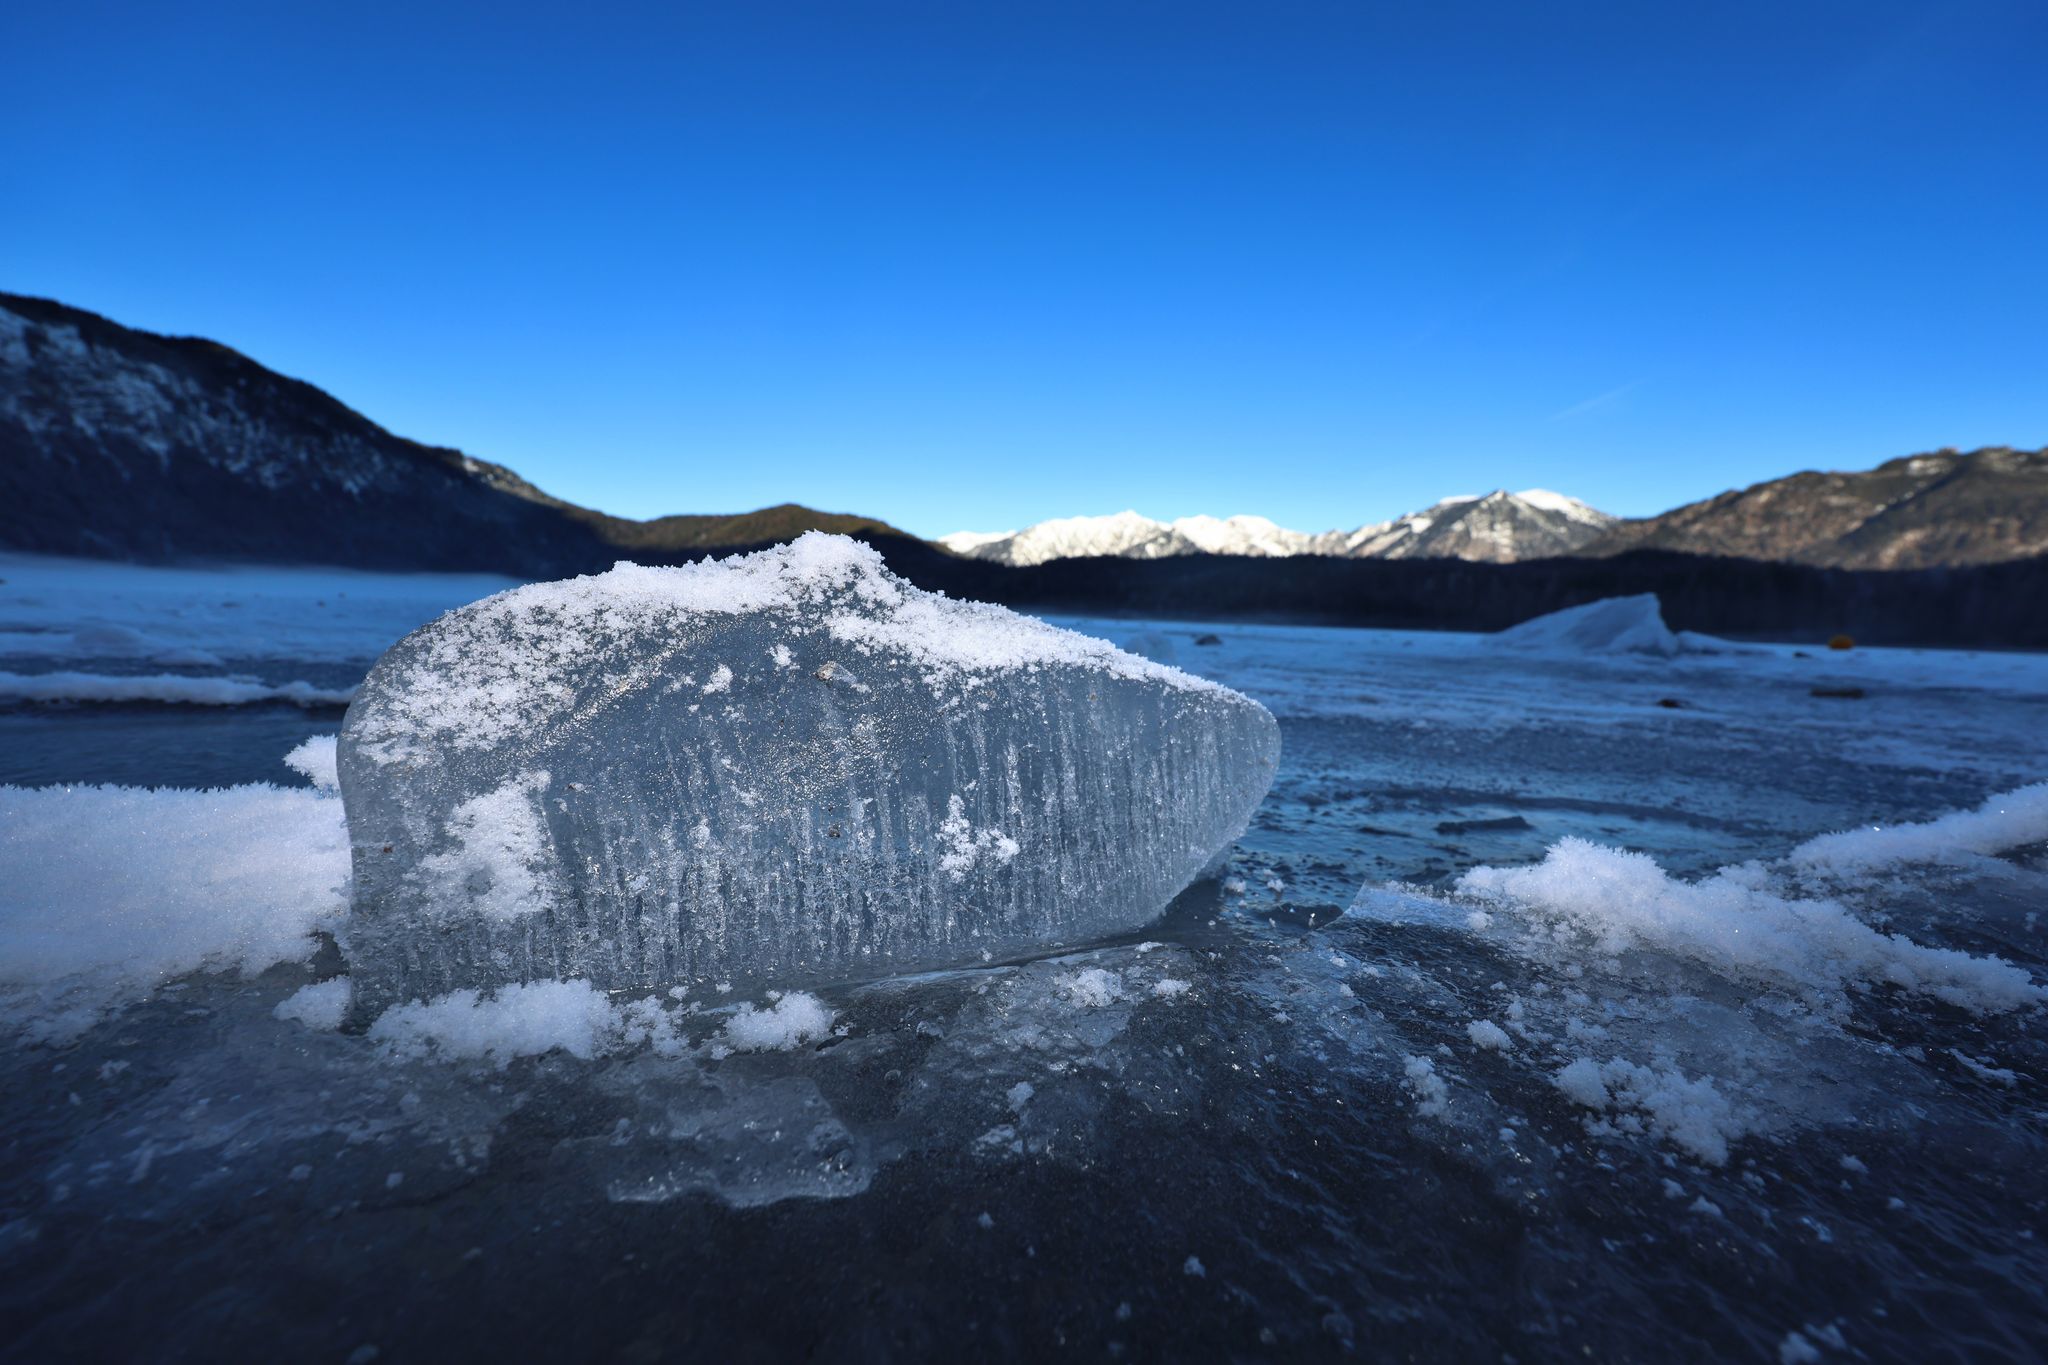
[1585,447,2048,569]
[940,490,1615,566]
[0,293,904,575]
[1333,489,1616,562]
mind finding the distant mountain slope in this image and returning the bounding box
[1336,489,1615,562]
[946,450,2048,572]
[0,292,904,574]
[940,490,1615,566]
[1585,447,2048,569]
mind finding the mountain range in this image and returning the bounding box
[940,490,1618,566]
[2,290,2043,589]
[944,450,2048,571]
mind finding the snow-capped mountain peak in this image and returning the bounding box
[942,489,1617,566]
[1510,487,1607,522]
[934,529,1018,555]
[1169,514,1314,557]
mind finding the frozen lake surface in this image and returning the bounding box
[3,556,2047,1362]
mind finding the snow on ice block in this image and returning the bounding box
[337,534,1279,1014]
[1492,593,1725,657]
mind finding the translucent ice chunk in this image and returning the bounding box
[1492,593,1728,656]
[338,534,1278,1014]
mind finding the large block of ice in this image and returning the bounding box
[1491,593,1729,656]
[338,535,1278,1014]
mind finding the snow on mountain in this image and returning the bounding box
[1343,489,1617,563]
[1512,488,1612,523]
[934,529,1018,555]
[944,491,1616,566]
[1169,514,1320,557]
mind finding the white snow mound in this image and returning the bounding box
[1457,833,2041,1015]
[0,782,350,1040]
[1789,782,2048,876]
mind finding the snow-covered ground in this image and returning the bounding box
[2,561,2046,1361]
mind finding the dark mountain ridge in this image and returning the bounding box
[0,292,904,575]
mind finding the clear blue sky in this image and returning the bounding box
[7,1,2044,537]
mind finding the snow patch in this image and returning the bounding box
[0,782,348,1040]
[1553,1057,1746,1166]
[1403,1054,1449,1116]
[1457,835,2040,1015]
[275,977,352,1031]
[368,979,643,1066]
[1056,968,1126,1008]
[1466,1019,1511,1051]
[0,670,355,707]
[718,992,836,1053]
[284,735,340,791]
[1789,782,2048,876]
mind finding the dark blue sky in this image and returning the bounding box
[8,1,2044,535]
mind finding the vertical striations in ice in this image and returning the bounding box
[337,534,1279,1014]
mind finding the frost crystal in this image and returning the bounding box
[338,535,1278,1013]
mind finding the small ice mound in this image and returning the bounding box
[1403,1055,1450,1116]
[1492,593,1719,657]
[1457,837,2041,1016]
[1788,782,2048,877]
[338,534,1279,1016]
[367,980,665,1067]
[717,992,835,1054]
[1553,1057,1746,1166]
[1055,967,1126,1008]
[1466,1019,1511,1051]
